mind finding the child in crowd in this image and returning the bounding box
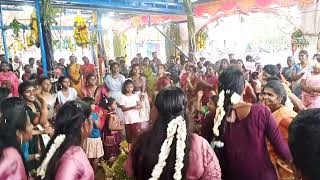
[119,79,148,149]
[22,64,33,82]
[56,76,77,106]
[196,90,219,142]
[82,97,104,173]
[101,97,124,161]
[251,71,262,98]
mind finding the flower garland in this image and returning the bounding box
[27,11,39,48]
[149,116,187,180]
[212,90,226,137]
[37,134,66,179]
[73,15,89,48]
[212,90,241,148]
[196,26,208,51]
[291,29,309,54]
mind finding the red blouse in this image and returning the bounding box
[156,75,172,91]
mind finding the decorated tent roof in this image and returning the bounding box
[194,0,314,16]
[0,0,184,15]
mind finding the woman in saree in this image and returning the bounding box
[82,74,102,104]
[155,64,172,95]
[80,56,96,86]
[261,80,296,179]
[300,60,320,108]
[180,64,199,113]
[129,63,150,123]
[142,57,156,102]
[0,62,19,96]
[260,64,305,112]
[198,63,218,105]
[68,55,82,97]
[291,50,312,98]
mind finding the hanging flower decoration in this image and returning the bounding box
[196,26,208,51]
[291,29,309,54]
[27,11,40,48]
[52,37,75,52]
[9,38,25,55]
[90,32,98,46]
[8,18,25,38]
[73,15,90,48]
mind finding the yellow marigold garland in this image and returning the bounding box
[196,27,208,51]
[73,15,89,48]
[27,11,39,48]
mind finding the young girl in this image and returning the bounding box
[101,97,124,161]
[82,97,104,173]
[196,90,219,142]
[56,76,77,106]
[119,79,148,148]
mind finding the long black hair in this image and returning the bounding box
[85,73,96,86]
[129,63,141,78]
[38,100,91,180]
[263,80,287,105]
[131,86,191,180]
[121,79,134,94]
[263,64,281,78]
[0,97,29,175]
[215,66,245,142]
[57,76,68,91]
[37,77,51,86]
[289,109,320,180]
[0,87,10,105]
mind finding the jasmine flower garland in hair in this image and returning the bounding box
[37,134,66,179]
[212,90,226,137]
[212,90,241,148]
[149,116,187,180]
[173,119,187,180]
[230,92,241,105]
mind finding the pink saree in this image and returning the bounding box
[0,71,19,96]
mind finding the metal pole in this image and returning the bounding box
[96,11,105,83]
[0,6,9,62]
[97,11,105,57]
[154,25,189,60]
[35,0,48,77]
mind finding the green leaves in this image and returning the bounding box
[292,29,310,49]
[8,19,25,38]
[41,0,60,26]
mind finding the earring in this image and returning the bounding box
[20,134,23,145]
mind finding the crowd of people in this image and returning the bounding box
[0,49,319,180]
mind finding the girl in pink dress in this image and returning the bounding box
[301,61,320,108]
[0,97,33,180]
[125,87,221,180]
[101,97,124,161]
[36,100,94,180]
[0,62,19,96]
